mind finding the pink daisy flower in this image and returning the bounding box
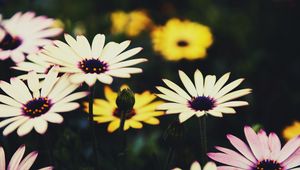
[0,145,53,170]
[0,12,62,63]
[208,126,300,170]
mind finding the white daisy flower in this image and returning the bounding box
[13,33,147,86]
[0,145,53,170]
[173,161,217,170]
[156,69,251,123]
[0,66,88,136]
[0,12,62,63]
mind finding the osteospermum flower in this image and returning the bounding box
[83,85,164,132]
[283,121,300,141]
[0,145,53,170]
[111,10,153,37]
[156,69,251,123]
[0,12,62,63]
[208,126,300,170]
[0,67,88,136]
[13,34,147,86]
[173,161,217,170]
[151,18,213,61]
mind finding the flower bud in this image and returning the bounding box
[116,87,135,112]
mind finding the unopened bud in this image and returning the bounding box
[116,88,135,112]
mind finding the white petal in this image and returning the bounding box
[156,86,188,102]
[97,74,113,85]
[33,118,48,134]
[85,74,97,86]
[41,67,59,97]
[178,111,195,123]
[156,102,187,110]
[0,104,22,117]
[210,72,230,97]
[190,161,201,170]
[50,102,80,112]
[69,73,86,84]
[56,92,88,103]
[214,107,236,114]
[10,78,32,101]
[76,35,92,57]
[0,94,22,107]
[42,112,63,123]
[0,80,28,103]
[162,79,191,100]
[3,117,29,136]
[179,70,198,97]
[217,89,252,104]
[203,75,216,96]
[214,78,244,99]
[156,94,187,104]
[92,34,105,58]
[203,162,217,170]
[194,69,204,96]
[218,101,249,107]
[108,47,142,65]
[17,119,34,136]
[207,110,223,117]
[0,116,23,128]
[27,71,40,97]
[109,58,147,69]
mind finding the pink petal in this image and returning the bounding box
[18,151,38,170]
[8,145,26,170]
[0,146,5,170]
[215,146,254,166]
[226,134,256,163]
[278,136,300,163]
[282,148,300,169]
[244,126,263,160]
[207,152,251,169]
[217,166,244,170]
[257,129,270,159]
[268,132,282,160]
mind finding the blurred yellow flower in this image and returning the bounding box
[151,18,213,61]
[110,10,153,37]
[282,121,300,140]
[83,85,164,133]
[52,19,65,29]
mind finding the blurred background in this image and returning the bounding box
[0,0,300,169]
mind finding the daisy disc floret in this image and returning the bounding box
[0,12,62,63]
[14,34,147,86]
[208,126,300,170]
[156,69,251,123]
[0,67,88,136]
[0,145,53,170]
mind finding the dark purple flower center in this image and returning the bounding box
[188,96,216,111]
[78,59,108,74]
[177,40,189,47]
[22,97,52,118]
[255,160,282,170]
[0,33,22,50]
[113,108,136,119]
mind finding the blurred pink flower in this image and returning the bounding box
[0,12,62,63]
[0,145,53,170]
[208,126,300,170]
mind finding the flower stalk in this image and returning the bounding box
[88,85,101,169]
[199,115,208,165]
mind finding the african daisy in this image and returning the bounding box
[173,161,217,170]
[0,12,62,63]
[208,126,300,170]
[14,33,147,86]
[0,144,53,170]
[0,67,88,136]
[156,69,251,123]
[83,85,164,132]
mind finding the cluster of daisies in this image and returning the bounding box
[0,11,300,170]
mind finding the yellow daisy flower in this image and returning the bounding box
[83,85,164,132]
[110,10,153,37]
[151,18,213,61]
[282,121,300,140]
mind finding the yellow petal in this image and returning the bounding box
[128,120,143,129]
[143,117,160,125]
[94,116,116,123]
[108,119,120,132]
[134,92,156,108]
[136,101,164,112]
[104,86,118,103]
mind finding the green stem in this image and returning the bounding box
[199,116,207,164]
[117,110,127,170]
[89,85,101,169]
